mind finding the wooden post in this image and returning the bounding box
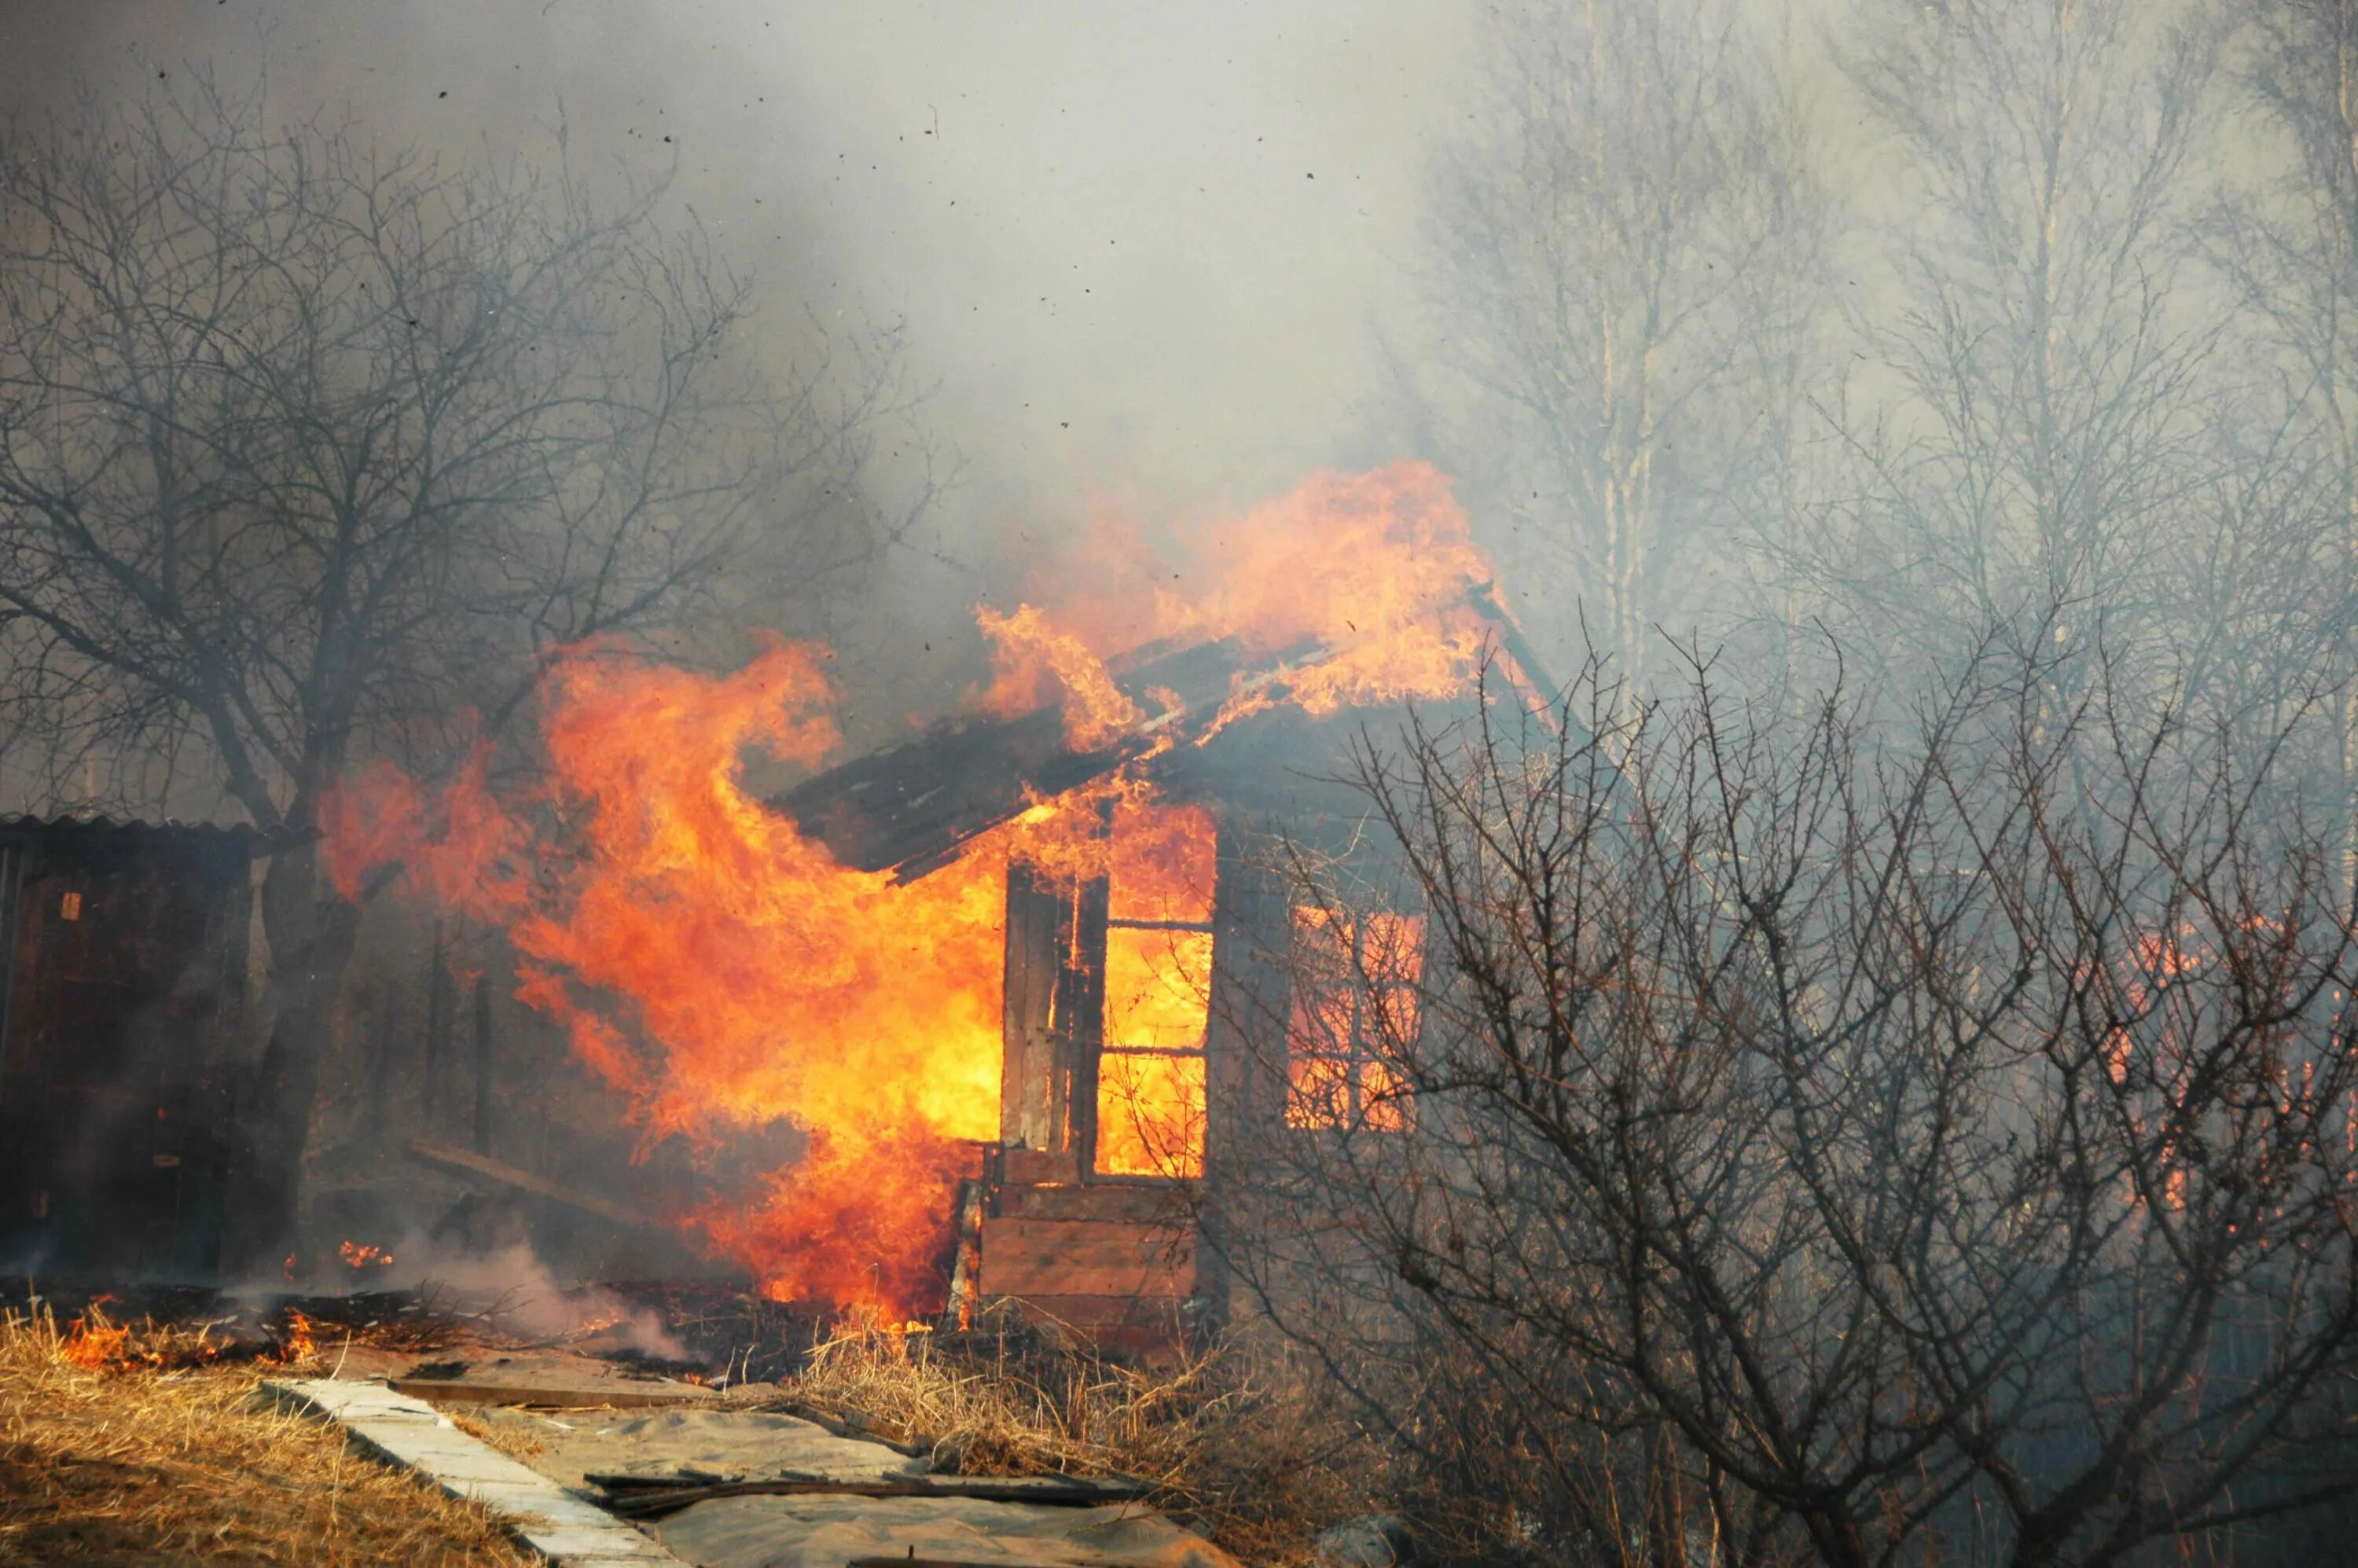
[1057,799,1115,1177]
[471,972,492,1157]
[1201,824,1287,1331]
[422,921,448,1119]
[1000,859,1068,1151]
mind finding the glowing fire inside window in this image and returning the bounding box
[1286,905,1423,1132]
[1096,802,1215,1178]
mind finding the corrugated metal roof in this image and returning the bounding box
[0,813,299,854]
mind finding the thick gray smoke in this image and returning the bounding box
[0,0,1470,739]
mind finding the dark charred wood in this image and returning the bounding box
[943,1176,988,1328]
[402,1137,660,1232]
[1466,578,1563,700]
[1000,860,1068,1150]
[1058,829,1111,1175]
[774,1398,934,1457]
[590,1469,1156,1519]
[767,636,1291,879]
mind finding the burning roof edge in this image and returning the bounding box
[767,634,1273,880]
[766,584,1562,883]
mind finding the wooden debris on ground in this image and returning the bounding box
[588,1467,1157,1520]
[392,1350,722,1410]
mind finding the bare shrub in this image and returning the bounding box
[1218,640,2358,1567]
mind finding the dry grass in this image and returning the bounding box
[0,1300,538,1566]
[446,1409,549,1467]
[784,1306,1391,1566]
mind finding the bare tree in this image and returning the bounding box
[1400,0,1834,692]
[0,72,928,1269]
[1217,642,2358,1567]
[1803,0,2238,709]
[2199,1,2358,889]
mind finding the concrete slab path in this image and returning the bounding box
[265,1378,682,1567]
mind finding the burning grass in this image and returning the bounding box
[0,1299,537,1566]
[782,1307,1392,1566]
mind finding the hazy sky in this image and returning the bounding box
[0,2,1471,591]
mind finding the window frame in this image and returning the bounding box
[1089,811,1218,1180]
[1284,904,1423,1133]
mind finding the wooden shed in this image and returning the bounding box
[774,636,1452,1349]
[0,816,270,1279]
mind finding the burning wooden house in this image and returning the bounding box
[320,462,1534,1340]
[0,815,273,1278]
[772,596,1539,1347]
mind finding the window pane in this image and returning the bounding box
[1287,903,1421,1133]
[1097,1050,1206,1177]
[1108,800,1217,924]
[1358,1059,1413,1132]
[1288,980,1355,1056]
[1286,1053,1352,1129]
[1361,910,1427,986]
[1365,982,1422,1050]
[1291,903,1349,966]
[1104,924,1213,1050]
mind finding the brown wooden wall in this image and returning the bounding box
[0,821,258,1278]
[979,808,1311,1352]
[976,1149,1199,1350]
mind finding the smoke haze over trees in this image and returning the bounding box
[7,2,2358,1559]
[0,69,924,1267]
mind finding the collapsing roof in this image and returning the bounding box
[769,581,1556,882]
[768,633,1311,880]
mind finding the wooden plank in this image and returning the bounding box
[1059,824,1111,1174]
[775,1399,930,1457]
[988,1262,1192,1299]
[983,1292,1192,1332]
[1001,1148,1080,1187]
[979,1217,1194,1299]
[985,1292,1199,1357]
[1001,1181,1188,1225]
[944,1177,987,1327]
[988,1291,1185,1324]
[1200,842,1291,1331]
[595,1472,1155,1520]
[402,1137,660,1232]
[982,1217,1194,1272]
[844,1560,1092,1568]
[1000,861,1067,1151]
[390,1363,718,1409]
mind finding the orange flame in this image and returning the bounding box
[977,603,1143,750]
[325,637,1003,1311]
[278,1311,320,1364]
[60,1301,133,1371]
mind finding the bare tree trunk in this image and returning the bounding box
[472,971,493,1159]
[424,920,448,1122]
[219,840,362,1277]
